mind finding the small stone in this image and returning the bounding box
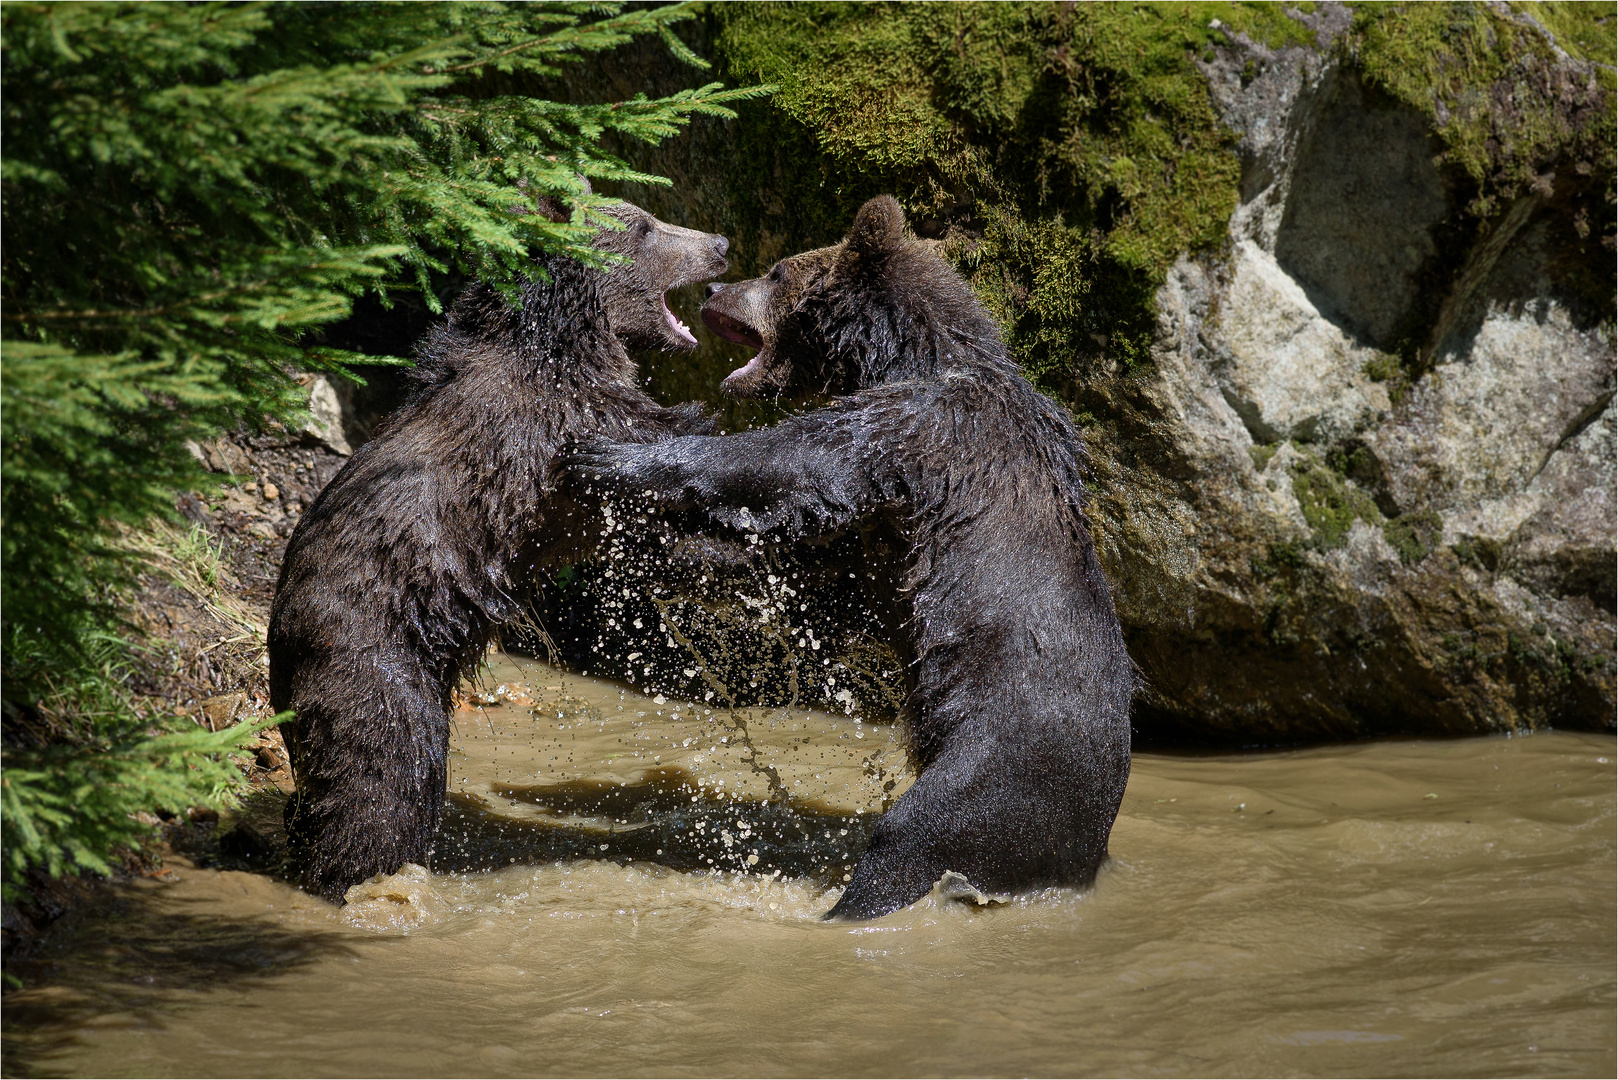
[271,768,296,796]
[303,376,353,456]
[261,483,280,501]
[198,692,246,730]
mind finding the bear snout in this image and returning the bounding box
[714,235,729,258]
[707,282,726,298]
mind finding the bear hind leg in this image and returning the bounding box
[825,737,1118,921]
[283,650,451,902]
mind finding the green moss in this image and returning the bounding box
[1574,647,1614,676]
[1248,442,1280,470]
[1506,630,1540,665]
[1360,350,1413,405]
[1451,536,1503,571]
[1509,1,1618,67]
[1382,510,1443,565]
[713,1,1251,391]
[1352,2,1616,217]
[1361,351,1401,382]
[959,207,1166,386]
[1204,2,1320,49]
[1349,3,1615,338]
[1251,538,1307,579]
[717,3,958,178]
[1442,631,1490,670]
[1290,448,1384,549]
[678,2,1611,408]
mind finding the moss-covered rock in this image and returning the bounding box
[1289,446,1385,549]
[574,1,1613,741]
[715,1,1251,387]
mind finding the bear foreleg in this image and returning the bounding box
[567,411,879,543]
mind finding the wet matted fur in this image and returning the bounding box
[269,203,728,901]
[567,196,1135,920]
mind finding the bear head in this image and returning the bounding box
[533,183,729,354]
[592,201,730,353]
[700,195,991,397]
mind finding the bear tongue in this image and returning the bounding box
[700,306,764,349]
[663,294,698,347]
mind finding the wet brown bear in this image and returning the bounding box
[269,200,728,901]
[567,196,1135,919]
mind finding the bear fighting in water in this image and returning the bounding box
[568,195,1135,919]
[269,199,729,901]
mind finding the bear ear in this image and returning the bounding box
[532,194,570,223]
[528,175,592,223]
[843,195,906,262]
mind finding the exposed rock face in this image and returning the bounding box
[547,7,1614,740]
[1080,22,1614,739]
[301,376,353,458]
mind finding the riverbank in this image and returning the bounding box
[1,402,354,975]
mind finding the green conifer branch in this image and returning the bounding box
[0,0,777,893]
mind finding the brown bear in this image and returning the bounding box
[269,199,729,901]
[566,195,1135,919]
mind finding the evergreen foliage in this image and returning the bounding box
[0,633,276,886]
[0,0,767,895]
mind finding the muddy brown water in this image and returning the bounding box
[5,654,1613,1078]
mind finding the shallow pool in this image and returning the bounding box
[5,655,1613,1077]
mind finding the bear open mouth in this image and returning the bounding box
[701,307,764,351]
[662,292,698,347]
